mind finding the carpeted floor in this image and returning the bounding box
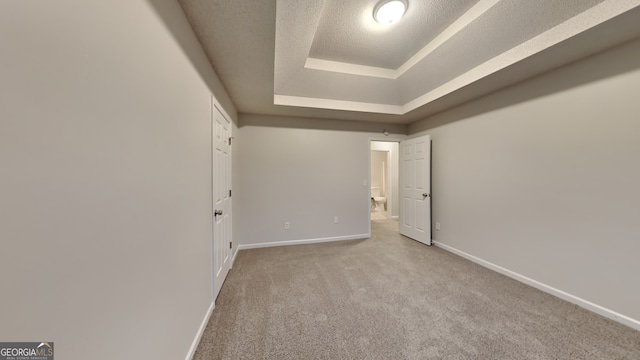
[194,219,640,359]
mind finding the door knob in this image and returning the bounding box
[422,193,430,198]
[214,210,223,216]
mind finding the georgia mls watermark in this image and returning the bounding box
[0,343,53,360]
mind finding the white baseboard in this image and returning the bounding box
[185,301,215,360]
[238,234,369,251]
[231,247,239,266]
[433,241,640,331]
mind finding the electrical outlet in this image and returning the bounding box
[435,222,441,231]
[284,222,290,230]
[334,216,339,224]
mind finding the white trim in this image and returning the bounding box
[274,94,403,115]
[185,301,215,360]
[237,234,369,251]
[305,58,397,79]
[213,99,233,126]
[433,241,640,331]
[231,247,239,265]
[278,1,640,116]
[211,94,233,300]
[302,0,500,80]
[209,95,215,300]
[369,138,404,228]
[395,0,500,77]
[402,1,640,115]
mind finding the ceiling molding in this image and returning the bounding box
[404,0,640,113]
[179,0,640,124]
[395,0,501,76]
[275,0,640,115]
[304,58,397,79]
[274,94,404,114]
[304,0,502,80]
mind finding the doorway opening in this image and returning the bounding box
[370,141,399,222]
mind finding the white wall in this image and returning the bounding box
[371,141,400,217]
[409,37,640,326]
[235,115,406,247]
[0,1,236,359]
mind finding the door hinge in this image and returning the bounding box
[229,189,232,197]
[229,137,232,145]
[229,241,232,249]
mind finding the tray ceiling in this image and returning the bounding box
[308,0,479,69]
[178,0,640,124]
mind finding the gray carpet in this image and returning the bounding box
[194,219,640,359]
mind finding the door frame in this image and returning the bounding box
[367,136,405,237]
[211,95,233,300]
[370,149,392,218]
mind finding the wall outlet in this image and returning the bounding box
[435,222,441,231]
[334,216,339,224]
[284,222,290,230]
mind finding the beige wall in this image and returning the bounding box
[0,1,236,359]
[234,115,406,247]
[409,38,640,324]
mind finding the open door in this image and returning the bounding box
[400,135,431,245]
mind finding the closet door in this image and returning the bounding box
[213,100,232,299]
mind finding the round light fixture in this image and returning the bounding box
[374,0,407,25]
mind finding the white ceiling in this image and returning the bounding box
[308,0,478,69]
[178,0,640,124]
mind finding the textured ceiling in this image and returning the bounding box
[177,0,640,124]
[308,0,478,69]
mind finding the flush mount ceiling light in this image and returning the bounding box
[374,0,407,25]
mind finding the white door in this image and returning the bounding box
[213,102,232,299]
[400,135,431,245]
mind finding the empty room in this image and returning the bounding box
[1,1,639,359]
